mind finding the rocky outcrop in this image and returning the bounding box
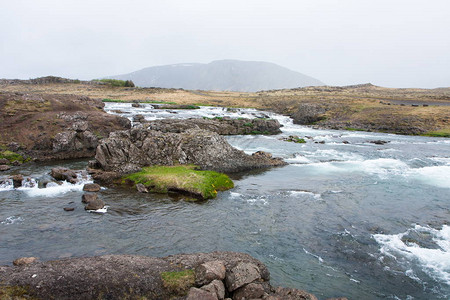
[94,128,286,175]
[0,252,335,300]
[141,117,282,135]
[0,92,131,161]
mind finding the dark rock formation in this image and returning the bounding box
[142,118,282,135]
[0,252,327,300]
[94,128,286,175]
[0,92,131,161]
[12,257,38,266]
[290,103,328,125]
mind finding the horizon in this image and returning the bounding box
[1,0,449,89]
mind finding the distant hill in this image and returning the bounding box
[106,60,324,92]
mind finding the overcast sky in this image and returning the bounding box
[1,0,449,88]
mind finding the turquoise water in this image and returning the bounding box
[1,104,449,299]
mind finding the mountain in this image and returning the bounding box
[106,60,324,92]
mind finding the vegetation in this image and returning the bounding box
[161,270,195,296]
[422,129,450,138]
[281,136,306,143]
[122,165,234,200]
[95,79,135,87]
[102,98,177,104]
[0,286,36,300]
[0,150,28,163]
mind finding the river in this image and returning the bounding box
[1,103,449,299]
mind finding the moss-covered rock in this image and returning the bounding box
[122,165,234,200]
[161,270,195,296]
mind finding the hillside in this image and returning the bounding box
[106,60,324,92]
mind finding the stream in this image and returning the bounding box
[1,103,449,299]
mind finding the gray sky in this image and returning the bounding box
[1,0,449,88]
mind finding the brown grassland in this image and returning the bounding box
[2,80,449,136]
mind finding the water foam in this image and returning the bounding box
[373,224,450,285]
[409,165,450,189]
[1,216,23,225]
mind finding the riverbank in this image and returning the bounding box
[0,251,343,300]
[1,79,449,136]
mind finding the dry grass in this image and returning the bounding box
[2,82,449,135]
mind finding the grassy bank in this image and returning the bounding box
[122,165,234,200]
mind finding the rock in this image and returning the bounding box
[325,298,348,300]
[290,103,328,125]
[0,165,10,171]
[370,140,389,145]
[133,114,146,123]
[0,158,9,164]
[187,287,218,300]
[11,160,21,166]
[195,260,227,286]
[132,103,143,108]
[13,257,38,266]
[84,197,105,210]
[81,193,98,204]
[94,128,286,174]
[225,262,261,292]
[136,183,148,193]
[342,140,350,144]
[51,167,78,183]
[201,280,225,300]
[11,174,23,188]
[83,183,101,192]
[271,287,318,300]
[0,252,318,300]
[233,282,265,300]
[145,118,282,135]
[63,207,75,211]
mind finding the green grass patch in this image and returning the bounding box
[422,129,450,138]
[344,127,366,132]
[244,122,254,127]
[161,270,195,296]
[95,79,135,87]
[0,150,28,163]
[122,165,234,200]
[102,98,124,103]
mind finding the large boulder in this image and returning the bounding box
[50,167,78,183]
[144,117,282,135]
[94,128,286,174]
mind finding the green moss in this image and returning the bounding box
[123,165,234,200]
[0,286,36,300]
[0,150,28,164]
[161,270,195,296]
[244,122,254,127]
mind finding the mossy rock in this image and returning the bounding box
[161,270,195,296]
[122,165,234,200]
[0,150,28,164]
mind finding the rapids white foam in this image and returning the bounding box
[19,178,93,197]
[1,216,23,225]
[373,224,450,285]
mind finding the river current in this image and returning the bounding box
[1,103,449,299]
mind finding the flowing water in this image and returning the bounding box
[1,103,449,299]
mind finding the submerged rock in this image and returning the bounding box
[94,128,286,175]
